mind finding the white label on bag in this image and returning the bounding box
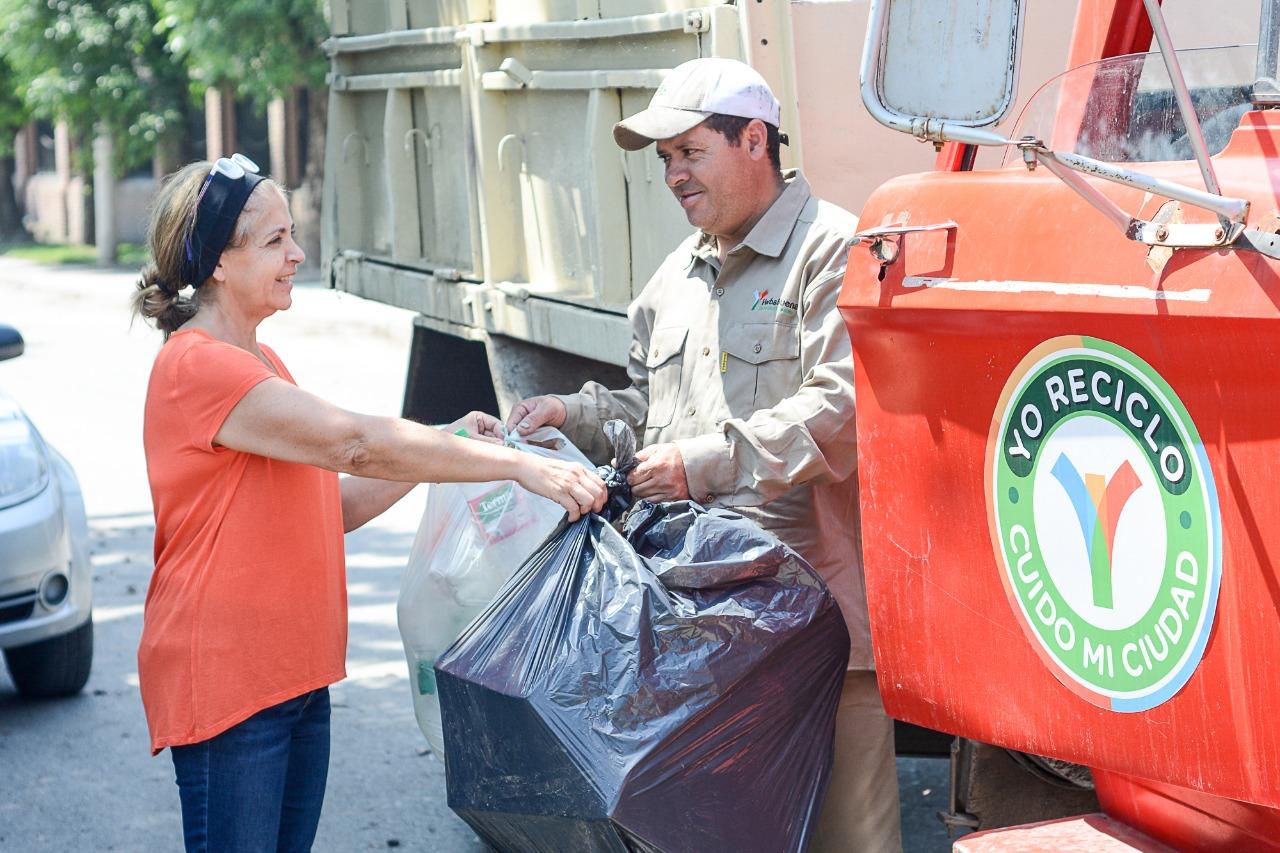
[467,483,537,544]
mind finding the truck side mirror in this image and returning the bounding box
[861,0,1025,144]
[0,325,24,362]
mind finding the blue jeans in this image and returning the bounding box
[170,688,332,852]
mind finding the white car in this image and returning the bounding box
[0,324,92,697]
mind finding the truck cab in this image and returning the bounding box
[845,0,1280,848]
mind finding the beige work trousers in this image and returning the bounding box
[809,671,903,853]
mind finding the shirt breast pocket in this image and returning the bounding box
[645,326,689,430]
[723,322,801,410]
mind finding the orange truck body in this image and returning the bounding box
[840,1,1280,849]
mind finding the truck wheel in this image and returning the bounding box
[4,618,93,698]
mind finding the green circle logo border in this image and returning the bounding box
[987,336,1222,712]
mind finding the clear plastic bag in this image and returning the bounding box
[396,426,592,756]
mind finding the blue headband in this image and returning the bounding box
[181,154,266,288]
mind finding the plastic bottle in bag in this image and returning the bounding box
[396,426,592,756]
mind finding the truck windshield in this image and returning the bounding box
[1004,45,1257,165]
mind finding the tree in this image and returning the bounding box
[155,0,328,106]
[156,0,329,264]
[0,1,194,176]
[0,0,195,250]
[0,56,31,240]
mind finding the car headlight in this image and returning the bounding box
[0,404,50,509]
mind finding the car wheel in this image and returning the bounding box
[4,618,93,698]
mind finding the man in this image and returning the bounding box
[505,57,901,852]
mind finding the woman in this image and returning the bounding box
[131,155,606,852]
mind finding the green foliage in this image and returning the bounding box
[0,0,327,173]
[0,0,193,174]
[156,0,328,106]
[0,56,30,158]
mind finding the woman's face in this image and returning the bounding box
[210,188,305,321]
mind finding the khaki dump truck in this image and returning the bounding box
[320,0,1082,420]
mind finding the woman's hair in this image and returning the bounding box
[131,161,285,338]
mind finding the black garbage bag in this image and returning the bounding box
[435,421,850,853]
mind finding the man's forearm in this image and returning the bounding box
[555,382,650,463]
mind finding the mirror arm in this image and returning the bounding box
[860,70,1017,145]
[858,0,917,138]
[1143,0,1228,230]
[1033,146,1248,224]
[1021,141,1249,249]
[931,125,1016,147]
[1255,0,1280,104]
[1033,153,1135,234]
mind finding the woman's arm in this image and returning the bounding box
[339,477,416,533]
[213,378,606,519]
[337,413,501,532]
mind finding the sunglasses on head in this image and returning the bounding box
[193,153,261,213]
[211,153,260,181]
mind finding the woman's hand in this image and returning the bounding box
[446,411,503,441]
[515,455,607,521]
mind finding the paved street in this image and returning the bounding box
[0,259,952,851]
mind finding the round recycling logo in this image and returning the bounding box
[986,336,1221,712]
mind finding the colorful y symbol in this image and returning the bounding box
[1050,455,1141,609]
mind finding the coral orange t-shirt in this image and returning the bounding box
[138,328,346,754]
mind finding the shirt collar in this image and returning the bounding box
[689,169,811,265]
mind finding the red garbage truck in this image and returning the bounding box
[843,0,1280,848]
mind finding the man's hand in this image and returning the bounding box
[628,443,690,502]
[505,395,567,436]
[446,411,503,441]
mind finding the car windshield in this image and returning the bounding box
[1004,45,1258,166]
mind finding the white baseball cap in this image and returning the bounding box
[613,57,782,150]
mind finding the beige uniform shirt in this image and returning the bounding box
[556,171,871,669]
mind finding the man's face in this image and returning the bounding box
[656,121,768,242]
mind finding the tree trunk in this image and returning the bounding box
[290,85,327,274]
[80,172,95,247]
[70,131,94,246]
[153,129,183,179]
[93,132,116,265]
[0,155,27,242]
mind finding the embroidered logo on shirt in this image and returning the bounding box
[750,289,798,317]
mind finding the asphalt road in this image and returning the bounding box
[0,259,953,852]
